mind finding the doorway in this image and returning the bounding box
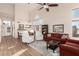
[2,20,13,36]
[33,15,44,40]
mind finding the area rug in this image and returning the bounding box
[29,40,59,56]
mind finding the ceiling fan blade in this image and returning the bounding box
[37,3,44,6]
[38,7,43,10]
[48,4,58,7]
[46,8,49,12]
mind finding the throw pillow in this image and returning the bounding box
[47,34,51,37]
[61,35,68,39]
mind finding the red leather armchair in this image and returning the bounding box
[59,39,79,56]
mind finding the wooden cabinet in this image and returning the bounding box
[42,25,48,34]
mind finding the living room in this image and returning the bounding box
[0,2,79,56]
[11,3,79,39]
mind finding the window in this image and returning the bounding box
[72,8,79,37]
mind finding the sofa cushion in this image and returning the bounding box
[52,37,60,40]
[52,33,62,38]
[66,42,79,48]
[67,39,79,44]
[60,44,79,53]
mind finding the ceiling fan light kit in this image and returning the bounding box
[44,5,48,8]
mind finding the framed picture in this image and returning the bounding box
[18,24,24,30]
[53,24,64,33]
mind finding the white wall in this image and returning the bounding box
[25,3,72,37]
[0,4,14,18]
[29,3,79,39]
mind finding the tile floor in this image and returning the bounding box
[29,40,59,56]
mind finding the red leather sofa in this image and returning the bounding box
[43,33,68,44]
[59,39,79,56]
[43,33,79,56]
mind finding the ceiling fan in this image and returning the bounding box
[38,3,58,12]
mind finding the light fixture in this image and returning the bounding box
[44,4,48,8]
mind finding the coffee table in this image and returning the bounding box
[47,41,60,53]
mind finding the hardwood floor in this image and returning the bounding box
[0,36,43,56]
